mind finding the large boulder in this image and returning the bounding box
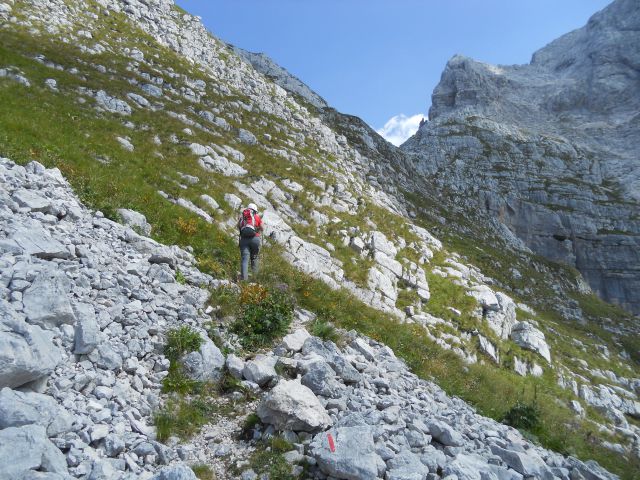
[385,450,430,480]
[73,303,99,354]
[257,379,332,432]
[282,328,311,352]
[180,337,225,382]
[242,354,277,387]
[22,268,76,329]
[0,300,61,389]
[301,360,342,398]
[0,388,74,436]
[198,154,247,177]
[485,292,517,339]
[490,445,554,479]
[310,426,384,480]
[5,223,72,260]
[11,189,51,212]
[369,231,397,257]
[0,424,68,479]
[302,337,362,384]
[509,322,551,362]
[88,343,123,371]
[117,208,151,235]
[426,419,465,447]
[443,453,520,480]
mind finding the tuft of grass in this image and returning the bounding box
[208,285,240,318]
[164,326,203,363]
[424,272,479,331]
[175,269,186,285]
[240,412,261,440]
[241,436,301,480]
[191,464,216,480]
[161,366,202,395]
[311,318,340,343]
[154,396,218,441]
[217,369,251,398]
[270,435,294,454]
[162,326,204,394]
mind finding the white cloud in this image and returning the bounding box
[376,113,426,147]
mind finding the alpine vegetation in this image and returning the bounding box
[0,0,638,479]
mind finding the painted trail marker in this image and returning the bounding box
[327,433,336,453]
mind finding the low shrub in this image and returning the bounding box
[208,285,240,318]
[502,401,541,431]
[231,286,294,349]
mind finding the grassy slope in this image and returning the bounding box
[0,6,638,478]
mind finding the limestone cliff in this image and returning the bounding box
[402,0,640,314]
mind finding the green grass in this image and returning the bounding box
[231,284,294,349]
[191,464,216,480]
[424,272,480,332]
[164,326,203,363]
[155,395,219,441]
[251,247,638,479]
[238,436,302,480]
[395,285,420,311]
[310,318,341,343]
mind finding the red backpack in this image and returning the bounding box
[239,208,257,237]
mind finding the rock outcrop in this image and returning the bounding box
[402,0,640,314]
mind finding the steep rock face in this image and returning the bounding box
[232,46,329,109]
[402,0,640,314]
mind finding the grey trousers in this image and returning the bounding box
[239,236,261,281]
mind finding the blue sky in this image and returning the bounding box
[176,0,611,144]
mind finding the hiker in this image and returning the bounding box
[237,203,263,281]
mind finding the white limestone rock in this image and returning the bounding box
[242,354,277,387]
[257,379,332,432]
[0,300,61,389]
[0,387,74,437]
[94,90,131,115]
[180,337,225,382]
[22,268,76,329]
[117,208,151,235]
[11,189,51,212]
[282,328,311,352]
[198,154,247,177]
[5,223,72,260]
[310,426,383,480]
[510,321,551,363]
[0,424,67,478]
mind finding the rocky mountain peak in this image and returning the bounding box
[404,0,640,314]
[431,0,640,123]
